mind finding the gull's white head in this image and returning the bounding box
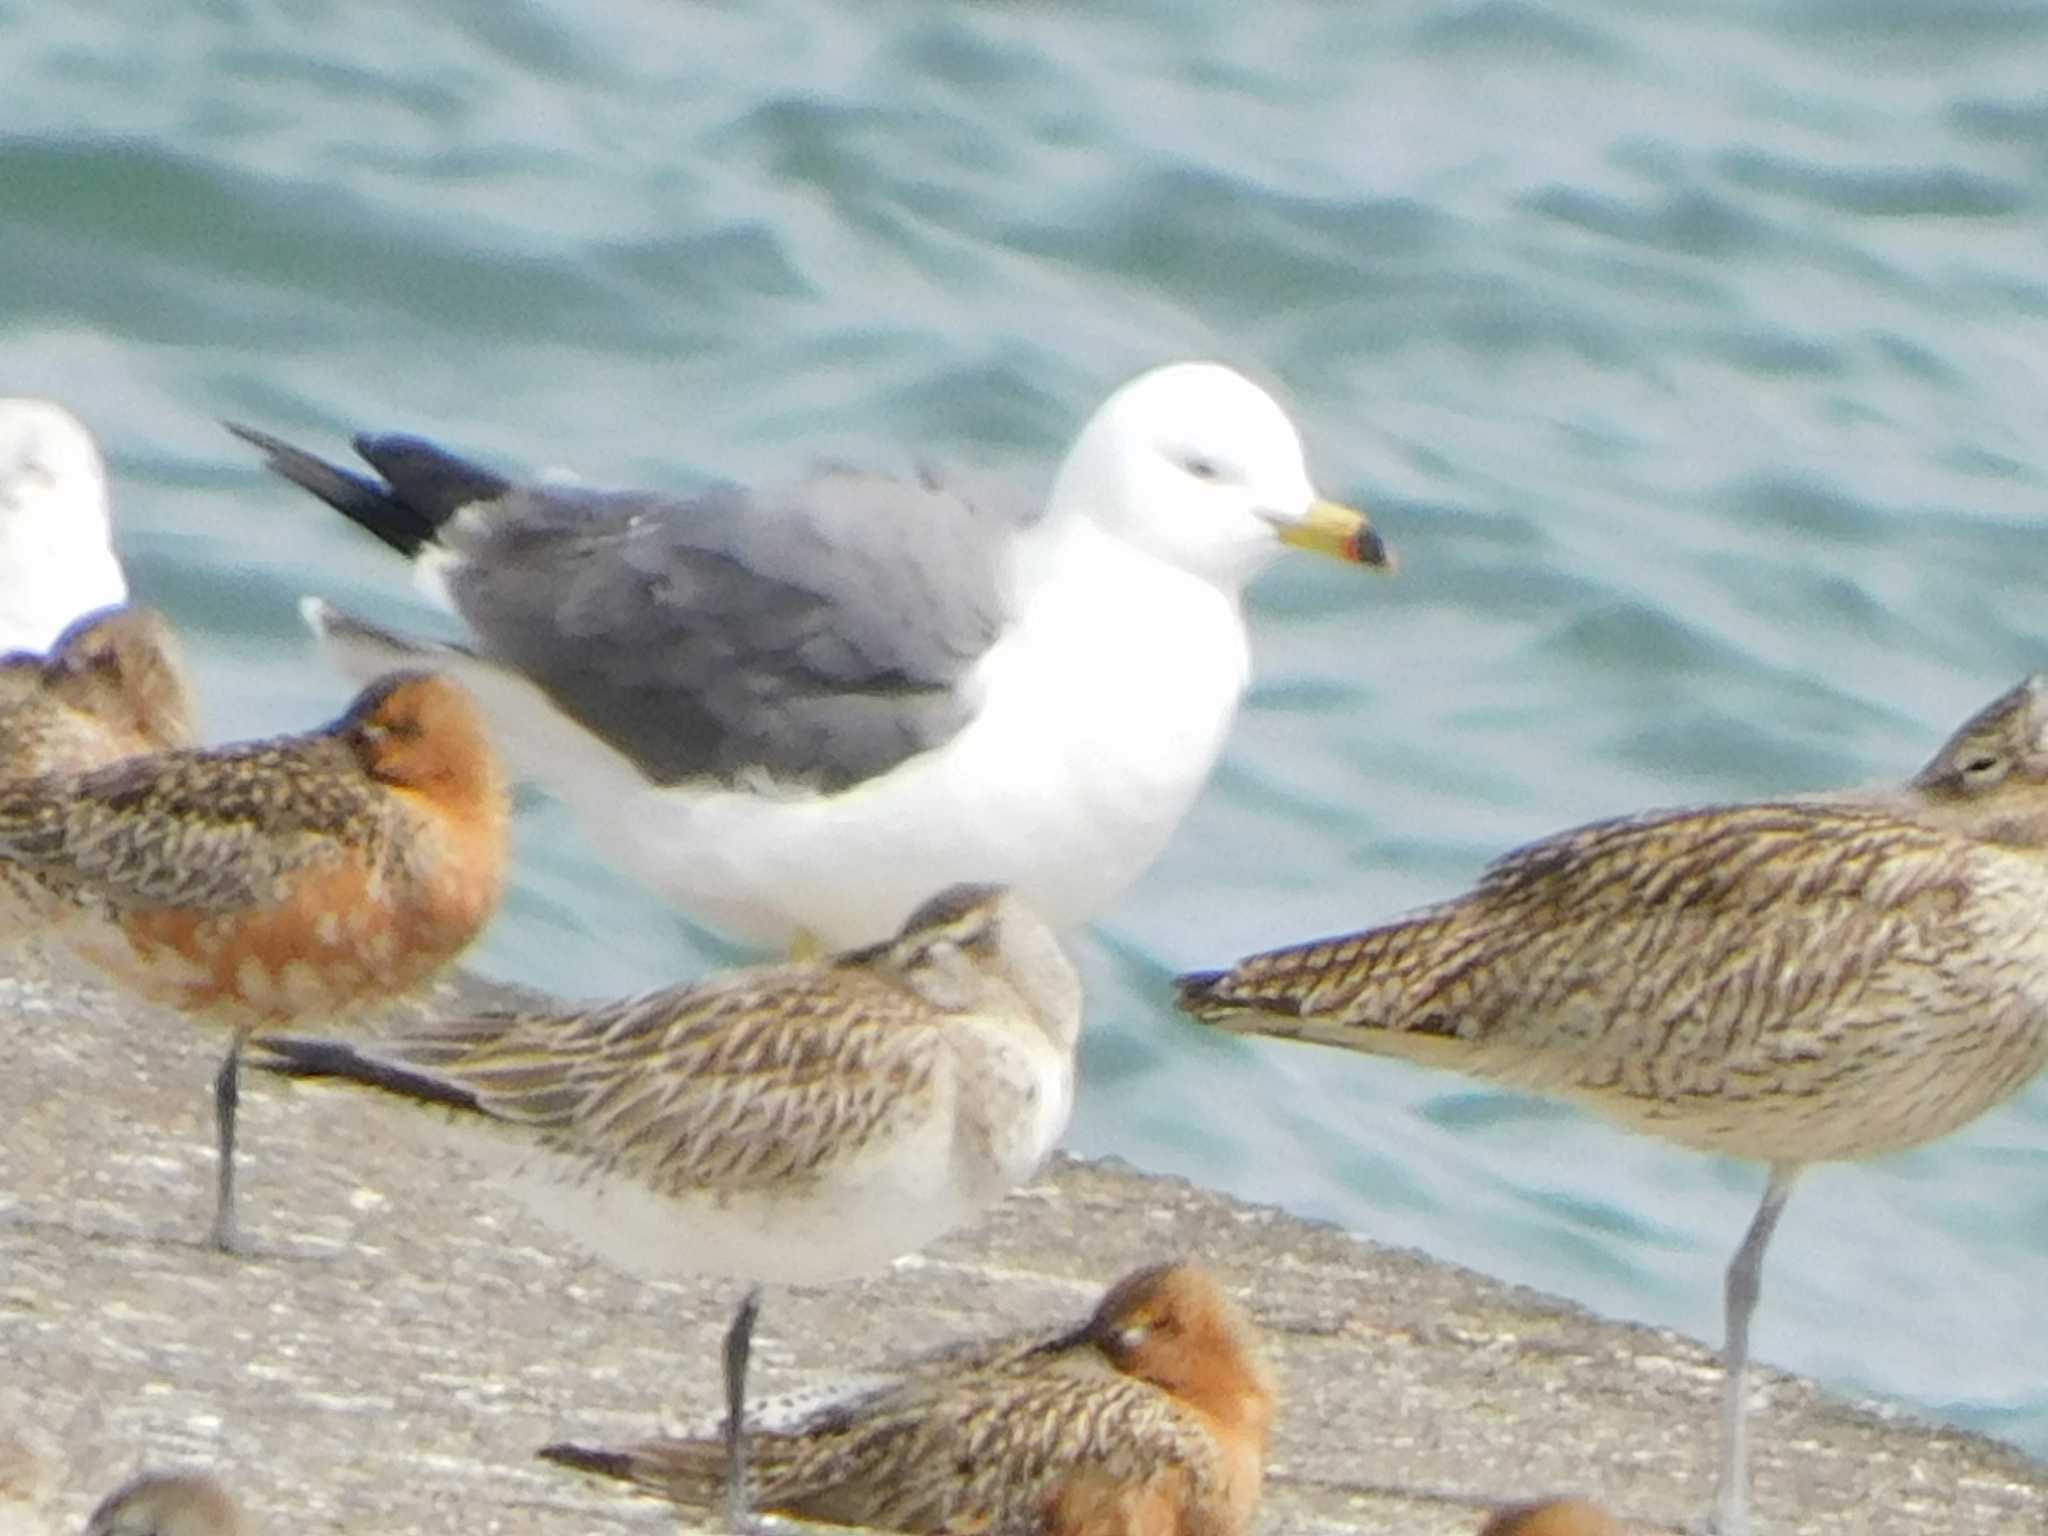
[1045,363,1389,591]
[0,398,126,653]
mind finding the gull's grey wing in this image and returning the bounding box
[433,466,1024,791]
[237,424,1030,792]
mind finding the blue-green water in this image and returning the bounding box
[5,0,2048,1460]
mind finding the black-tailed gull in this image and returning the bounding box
[231,362,1390,950]
[0,400,128,653]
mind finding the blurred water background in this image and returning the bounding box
[4,0,2047,1459]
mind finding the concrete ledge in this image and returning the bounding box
[1,952,2042,1535]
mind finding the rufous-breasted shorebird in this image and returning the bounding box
[541,1260,1274,1536]
[0,670,508,1252]
[256,882,1081,1526]
[1180,676,2048,1536]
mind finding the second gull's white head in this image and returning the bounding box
[0,398,126,653]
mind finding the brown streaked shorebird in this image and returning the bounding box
[0,605,194,782]
[0,606,196,934]
[0,669,508,1253]
[1178,675,2048,1536]
[540,1260,1274,1536]
[1478,1497,1622,1536]
[254,882,1082,1529]
[83,1471,245,1536]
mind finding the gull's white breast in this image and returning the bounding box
[613,522,1253,949]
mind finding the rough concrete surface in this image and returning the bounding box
[1,950,2042,1536]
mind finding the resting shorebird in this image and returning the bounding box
[1179,676,2048,1536]
[84,1472,244,1536]
[0,605,194,784]
[0,399,127,654]
[255,882,1082,1526]
[541,1260,1274,1536]
[229,362,1391,952]
[0,670,508,1252]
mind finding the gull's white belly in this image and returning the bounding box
[329,528,1256,951]
[614,545,1252,948]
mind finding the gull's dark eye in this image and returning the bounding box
[1179,452,1222,482]
[1963,753,2004,780]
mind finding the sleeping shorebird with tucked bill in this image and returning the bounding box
[0,670,508,1252]
[228,362,1391,954]
[255,881,1082,1527]
[1179,675,2048,1536]
[541,1259,1274,1536]
[0,605,195,785]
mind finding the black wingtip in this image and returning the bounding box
[252,1035,483,1114]
[537,1442,636,1480]
[352,434,513,525]
[227,420,443,557]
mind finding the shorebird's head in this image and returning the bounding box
[0,398,126,653]
[1477,1498,1621,1536]
[1083,1261,1274,1437]
[883,883,1083,1050]
[343,671,508,819]
[85,1471,245,1536]
[42,605,197,753]
[1046,363,1391,591]
[1907,674,2048,847]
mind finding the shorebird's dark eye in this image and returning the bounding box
[1963,754,2003,778]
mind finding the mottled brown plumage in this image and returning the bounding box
[541,1260,1274,1536]
[0,606,195,934]
[0,669,508,1251]
[1178,675,2048,1536]
[1182,799,2047,1164]
[84,1471,244,1536]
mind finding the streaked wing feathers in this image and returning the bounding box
[438,467,1022,790]
[578,1368,1216,1535]
[0,737,380,913]
[1192,802,1987,1072]
[375,964,947,1190]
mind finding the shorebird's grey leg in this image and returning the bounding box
[724,1285,764,1532]
[209,1035,245,1254]
[1711,1165,1797,1536]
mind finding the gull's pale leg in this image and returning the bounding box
[209,1035,245,1254]
[723,1285,764,1533]
[1711,1166,1797,1536]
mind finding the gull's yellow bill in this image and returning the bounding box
[1279,497,1394,570]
